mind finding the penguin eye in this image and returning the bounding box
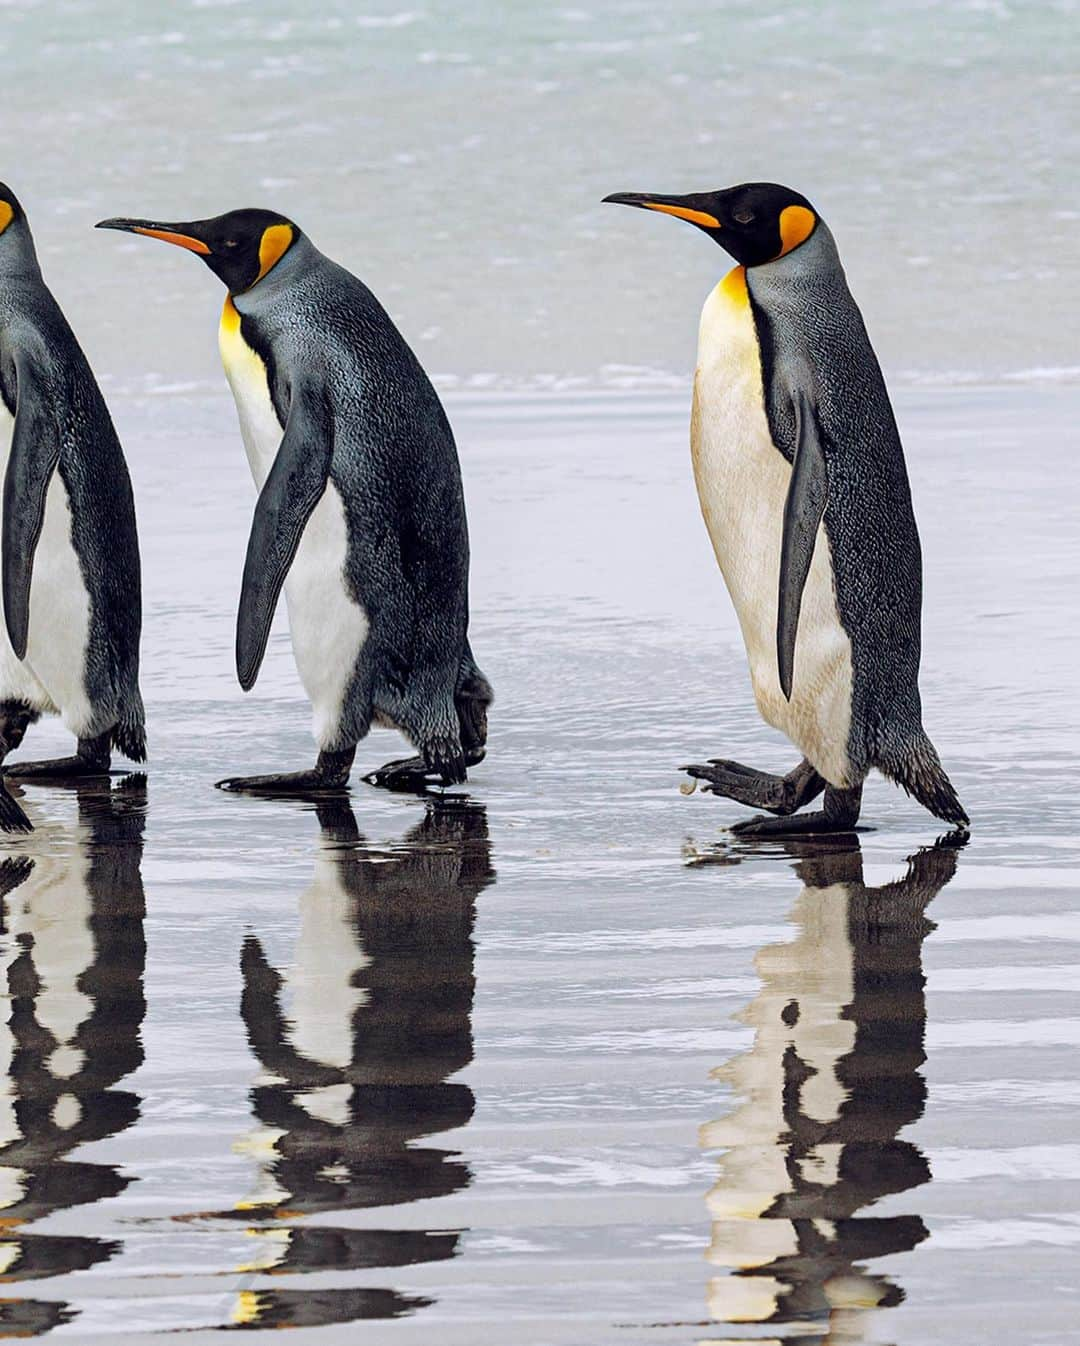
[224,239,239,249]
[733,208,755,225]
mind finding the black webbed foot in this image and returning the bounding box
[682,756,824,815]
[730,783,864,837]
[6,757,112,782]
[6,732,112,782]
[215,770,345,796]
[363,756,435,793]
[364,736,475,793]
[216,746,355,796]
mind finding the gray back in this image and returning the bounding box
[747,224,926,764]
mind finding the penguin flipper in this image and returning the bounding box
[777,386,829,701]
[2,351,62,660]
[236,385,333,691]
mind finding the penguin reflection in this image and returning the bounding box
[702,837,962,1341]
[228,798,493,1331]
[0,778,147,1337]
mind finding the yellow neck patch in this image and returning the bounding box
[776,205,816,258]
[221,294,241,335]
[644,202,720,229]
[0,202,13,235]
[254,223,294,285]
[719,264,749,308]
[219,292,271,393]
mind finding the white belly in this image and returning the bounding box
[703,876,858,1322]
[0,820,94,1177]
[219,304,369,748]
[284,842,369,1086]
[691,268,853,786]
[234,842,369,1216]
[0,404,93,735]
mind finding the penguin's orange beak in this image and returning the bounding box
[602,192,721,229]
[95,218,211,254]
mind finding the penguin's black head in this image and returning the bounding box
[603,181,818,267]
[95,208,301,294]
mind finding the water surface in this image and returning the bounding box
[1,388,1076,1342]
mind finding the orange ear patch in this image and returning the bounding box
[0,202,12,235]
[255,223,294,284]
[132,227,211,254]
[776,205,816,258]
[643,202,721,229]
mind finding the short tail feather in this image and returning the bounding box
[112,690,147,764]
[457,651,494,708]
[881,729,969,827]
[456,652,493,762]
[0,780,32,835]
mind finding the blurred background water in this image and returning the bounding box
[3,0,1078,390]
[0,1,1078,1342]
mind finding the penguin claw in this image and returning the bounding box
[426,739,467,786]
[682,762,739,794]
[681,767,781,814]
[729,814,776,836]
[364,741,468,793]
[363,757,424,793]
[729,809,862,838]
[682,759,761,788]
[363,757,436,793]
[705,758,759,775]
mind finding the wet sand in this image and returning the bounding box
[0,388,1077,1342]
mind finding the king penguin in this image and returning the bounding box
[0,186,145,833]
[97,207,491,795]
[603,181,966,834]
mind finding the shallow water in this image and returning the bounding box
[0,388,1076,1341]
